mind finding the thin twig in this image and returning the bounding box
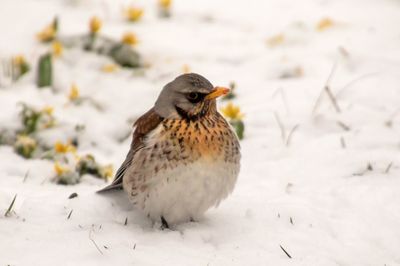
[23,170,30,183]
[67,210,73,220]
[279,245,292,259]
[4,194,17,217]
[337,121,350,131]
[89,228,104,255]
[325,86,341,113]
[385,162,393,174]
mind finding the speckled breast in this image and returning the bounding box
[155,113,240,165]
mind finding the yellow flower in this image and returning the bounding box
[100,164,114,180]
[101,63,118,73]
[12,55,26,66]
[37,23,56,42]
[159,0,172,8]
[267,33,285,47]
[124,7,144,22]
[54,162,70,176]
[54,141,68,153]
[316,17,334,31]
[68,83,80,101]
[54,141,76,154]
[220,102,244,120]
[182,64,190,74]
[52,41,63,57]
[42,106,54,115]
[89,16,102,34]
[122,32,138,46]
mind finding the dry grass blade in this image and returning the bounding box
[385,162,393,174]
[335,72,378,99]
[353,162,373,176]
[279,245,292,259]
[271,87,290,114]
[89,228,104,255]
[0,57,20,87]
[325,86,341,113]
[273,112,286,141]
[337,121,350,131]
[340,136,346,149]
[67,209,73,219]
[23,170,30,183]
[4,194,17,217]
[312,61,338,114]
[286,124,299,146]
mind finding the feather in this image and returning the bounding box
[97,108,163,193]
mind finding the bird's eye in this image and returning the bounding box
[187,92,202,103]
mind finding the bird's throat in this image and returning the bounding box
[175,105,202,121]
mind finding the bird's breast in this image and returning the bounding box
[156,116,240,163]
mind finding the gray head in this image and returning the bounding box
[154,73,229,119]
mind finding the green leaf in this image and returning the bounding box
[37,53,52,88]
[230,119,245,140]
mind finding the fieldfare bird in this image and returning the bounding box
[98,73,241,228]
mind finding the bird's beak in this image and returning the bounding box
[205,87,230,100]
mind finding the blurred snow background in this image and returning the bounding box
[0,0,400,265]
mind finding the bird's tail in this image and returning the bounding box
[96,176,123,193]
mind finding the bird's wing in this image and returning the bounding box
[97,108,163,193]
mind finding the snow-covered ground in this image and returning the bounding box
[1,0,400,265]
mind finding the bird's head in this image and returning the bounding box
[154,73,229,120]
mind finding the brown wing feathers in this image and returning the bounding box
[97,108,163,193]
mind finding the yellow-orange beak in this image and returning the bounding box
[205,87,230,100]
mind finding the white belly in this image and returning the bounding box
[126,158,239,225]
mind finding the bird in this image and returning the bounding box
[98,73,241,228]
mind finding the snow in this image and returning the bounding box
[1,0,400,265]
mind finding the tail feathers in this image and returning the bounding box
[96,176,123,193]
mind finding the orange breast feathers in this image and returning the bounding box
[161,118,231,159]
